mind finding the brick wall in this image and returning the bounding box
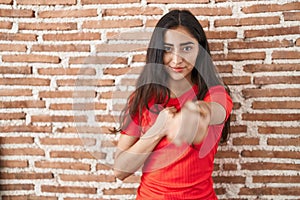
[0,0,299,199]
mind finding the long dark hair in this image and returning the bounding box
[114,10,231,143]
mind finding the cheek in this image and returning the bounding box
[163,53,171,64]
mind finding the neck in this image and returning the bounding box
[168,77,193,98]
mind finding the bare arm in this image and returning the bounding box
[113,107,176,180]
[166,101,226,145]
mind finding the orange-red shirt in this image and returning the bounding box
[121,85,233,200]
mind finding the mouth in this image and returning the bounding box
[170,67,185,73]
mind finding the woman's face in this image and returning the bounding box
[163,26,199,83]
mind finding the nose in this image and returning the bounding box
[171,52,183,65]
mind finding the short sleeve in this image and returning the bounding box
[120,113,141,137]
[203,85,233,120]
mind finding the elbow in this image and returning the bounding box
[113,168,130,181]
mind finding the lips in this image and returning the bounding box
[170,67,185,73]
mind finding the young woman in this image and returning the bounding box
[113,10,233,200]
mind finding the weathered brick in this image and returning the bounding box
[0,33,37,41]
[254,76,300,85]
[215,16,280,27]
[0,148,44,156]
[39,138,96,146]
[284,11,300,21]
[0,160,28,168]
[258,126,299,135]
[0,137,34,144]
[147,0,209,3]
[0,21,12,29]
[242,2,300,14]
[81,0,139,4]
[252,101,300,109]
[43,32,101,41]
[243,63,300,73]
[16,0,76,5]
[60,174,115,182]
[0,44,26,52]
[272,51,300,59]
[41,185,97,194]
[267,138,300,146]
[242,88,300,98]
[241,150,299,159]
[38,68,96,75]
[242,113,300,121]
[2,55,60,63]
[0,78,50,86]
[32,44,90,52]
[19,22,77,30]
[239,187,300,196]
[31,115,87,123]
[1,100,45,108]
[0,184,34,191]
[0,66,31,74]
[82,19,143,29]
[0,9,34,17]
[245,26,300,38]
[35,161,90,171]
[229,39,293,50]
[103,7,163,16]
[50,150,106,159]
[39,9,98,18]
[212,52,265,61]
[0,172,53,179]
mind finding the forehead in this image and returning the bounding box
[164,26,197,44]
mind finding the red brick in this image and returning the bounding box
[41,185,96,194]
[0,172,53,179]
[241,150,299,159]
[242,88,300,98]
[206,31,237,39]
[0,78,50,86]
[103,188,137,195]
[0,125,51,133]
[2,196,57,200]
[215,151,239,158]
[56,126,112,134]
[254,76,300,85]
[284,11,300,21]
[56,79,115,87]
[231,125,247,133]
[272,51,300,59]
[103,7,163,16]
[215,16,280,27]
[267,138,300,146]
[242,2,300,14]
[244,63,300,73]
[40,138,96,146]
[39,90,95,98]
[50,150,106,159]
[0,21,12,29]
[17,0,76,5]
[212,52,265,61]
[232,137,259,145]
[43,32,101,41]
[0,160,28,168]
[258,126,299,135]
[242,113,300,121]
[0,148,44,156]
[229,39,293,50]
[19,22,77,30]
[96,163,111,171]
[82,19,143,29]
[222,163,237,171]
[1,100,45,108]
[0,0,12,4]
[252,101,300,109]
[31,115,87,123]
[0,137,34,144]
[69,56,127,65]
[39,9,97,18]
[213,176,245,184]
[0,184,34,191]
[81,0,139,4]
[222,76,251,85]
[188,7,232,16]
[103,67,131,75]
[2,54,60,63]
[0,33,37,41]
[215,64,233,73]
[253,176,300,183]
[50,102,106,110]
[32,44,90,52]
[95,114,116,123]
[0,66,31,74]
[147,0,208,3]
[38,68,96,75]
[0,9,34,17]
[60,174,115,182]
[296,38,300,46]
[245,26,300,38]
[107,31,152,40]
[239,187,300,196]
[241,162,300,171]
[0,44,27,52]
[96,43,147,52]
[0,112,25,120]
[35,161,90,171]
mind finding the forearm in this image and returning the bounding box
[113,127,164,180]
[207,102,226,125]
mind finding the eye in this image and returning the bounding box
[182,46,193,52]
[164,46,172,53]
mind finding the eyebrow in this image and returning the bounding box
[163,42,195,46]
